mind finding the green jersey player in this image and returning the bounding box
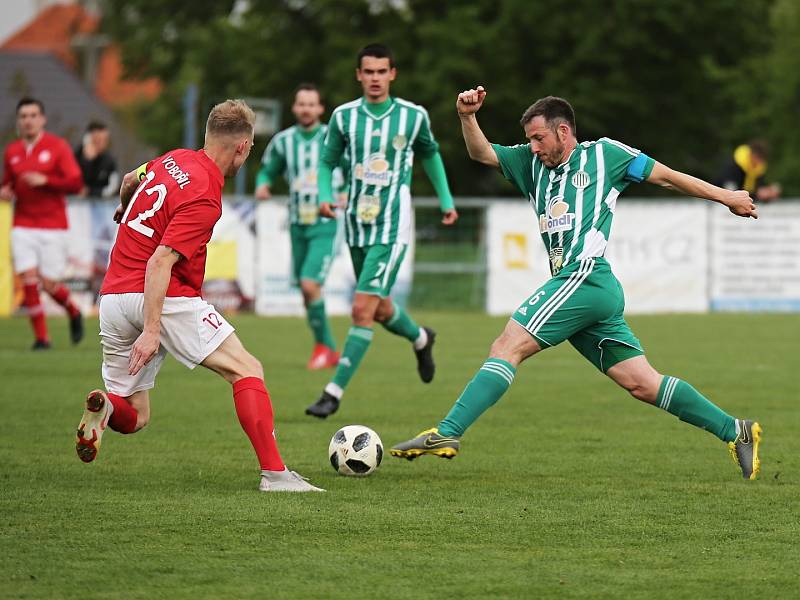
[391,89,763,481]
[305,44,458,418]
[255,84,344,370]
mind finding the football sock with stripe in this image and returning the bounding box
[232,377,285,471]
[306,298,336,350]
[656,376,737,443]
[331,326,373,391]
[380,303,421,343]
[107,392,138,434]
[438,358,516,437]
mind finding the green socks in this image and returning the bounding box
[657,376,737,442]
[380,302,421,342]
[331,326,373,390]
[438,358,516,437]
[306,298,336,350]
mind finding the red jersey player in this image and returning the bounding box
[0,97,84,349]
[75,99,323,492]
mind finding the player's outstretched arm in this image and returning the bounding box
[129,245,181,376]
[647,161,758,219]
[457,86,498,168]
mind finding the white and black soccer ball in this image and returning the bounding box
[328,425,383,476]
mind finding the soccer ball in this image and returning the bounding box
[328,425,383,476]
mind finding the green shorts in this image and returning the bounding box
[349,243,407,297]
[290,220,339,285]
[510,257,644,372]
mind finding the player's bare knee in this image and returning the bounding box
[374,303,394,323]
[233,352,263,381]
[300,279,320,304]
[351,303,376,326]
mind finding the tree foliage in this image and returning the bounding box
[103,0,795,195]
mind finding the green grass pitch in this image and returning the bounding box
[1,312,798,599]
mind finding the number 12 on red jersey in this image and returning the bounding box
[121,170,168,238]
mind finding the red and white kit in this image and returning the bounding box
[2,132,83,276]
[100,149,234,395]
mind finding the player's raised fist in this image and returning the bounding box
[456,86,487,116]
[726,190,758,219]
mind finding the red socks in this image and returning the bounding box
[22,282,48,342]
[107,392,138,434]
[232,377,285,471]
[49,284,80,318]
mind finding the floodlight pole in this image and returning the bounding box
[183,83,198,149]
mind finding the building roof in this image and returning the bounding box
[2,2,160,106]
[0,50,153,170]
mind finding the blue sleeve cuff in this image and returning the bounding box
[626,153,653,182]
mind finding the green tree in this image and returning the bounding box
[104,0,785,195]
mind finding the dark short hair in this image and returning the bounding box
[86,120,108,132]
[520,96,576,136]
[357,43,395,69]
[294,83,323,105]
[748,139,769,160]
[16,97,45,115]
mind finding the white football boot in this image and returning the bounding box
[259,469,325,492]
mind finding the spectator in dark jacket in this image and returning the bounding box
[75,121,119,198]
[713,140,781,202]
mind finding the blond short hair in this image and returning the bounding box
[205,99,255,138]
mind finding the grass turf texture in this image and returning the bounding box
[0,312,797,599]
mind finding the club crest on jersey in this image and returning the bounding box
[571,170,590,189]
[38,150,51,163]
[540,195,574,234]
[392,134,407,150]
[355,153,392,187]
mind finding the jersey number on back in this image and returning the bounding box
[121,170,168,238]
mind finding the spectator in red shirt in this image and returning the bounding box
[74,99,323,493]
[0,97,85,349]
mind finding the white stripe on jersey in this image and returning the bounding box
[588,143,606,233]
[346,107,359,245]
[382,106,408,245]
[369,115,392,246]
[600,137,639,157]
[563,149,588,264]
[357,111,374,246]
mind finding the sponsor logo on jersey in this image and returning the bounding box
[571,171,590,189]
[369,278,382,288]
[38,150,51,163]
[517,306,528,315]
[161,155,191,189]
[540,195,574,234]
[356,153,392,187]
[10,156,20,165]
[392,134,407,150]
[291,170,318,195]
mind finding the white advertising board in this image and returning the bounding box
[710,203,800,311]
[487,200,709,315]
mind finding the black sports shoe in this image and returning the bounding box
[69,312,84,345]
[32,339,51,351]
[414,327,436,383]
[305,391,340,419]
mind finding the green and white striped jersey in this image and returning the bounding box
[493,138,656,275]
[321,96,440,247]
[257,124,346,226]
